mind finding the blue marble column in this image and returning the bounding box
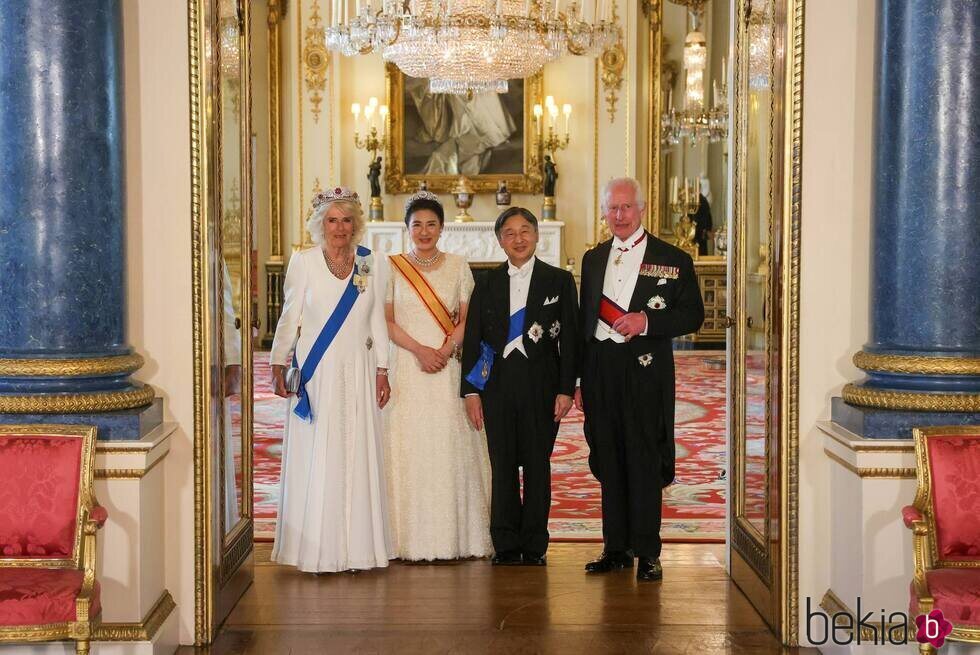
[833,0,980,437]
[0,1,159,438]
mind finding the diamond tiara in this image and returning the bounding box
[312,186,360,211]
[404,190,441,211]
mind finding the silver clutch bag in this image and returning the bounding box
[284,367,301,394]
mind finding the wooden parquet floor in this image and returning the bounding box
[182,543,814,654]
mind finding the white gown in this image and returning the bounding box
[384,253,492,560]
[269,247,394,572]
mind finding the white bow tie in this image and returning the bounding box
[508,265,531,278]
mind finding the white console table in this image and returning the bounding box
[363,221,565,267]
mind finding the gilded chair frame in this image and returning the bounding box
[906,426,980,648]
[0,424,103,653]
[384,63,544,194]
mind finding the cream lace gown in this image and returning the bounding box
[269,247,394,572]
[385,253,493,560]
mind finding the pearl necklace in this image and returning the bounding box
[324,250,354,278]
[408,249,443,267]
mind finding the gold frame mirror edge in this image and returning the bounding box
[189,0,256,645]
[727,0,803,645]
[643,0,664,237]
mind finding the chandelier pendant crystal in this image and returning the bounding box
[326,0,619,95]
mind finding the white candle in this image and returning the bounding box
[562,103,571,134]
[355,0,361,18]
[496,0,503,14]
[555,0,560,18]
[670,176,678,204]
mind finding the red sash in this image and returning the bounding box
[598,296,628,327]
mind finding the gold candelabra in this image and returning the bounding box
[533,96,572,221]
[351,96,389,221]
[669,176,701,256]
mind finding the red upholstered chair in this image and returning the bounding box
[0,425,107,654]
[903,426,980,654]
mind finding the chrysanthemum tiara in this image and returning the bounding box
[404,190,440,211]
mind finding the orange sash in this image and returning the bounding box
[389,254,456,336]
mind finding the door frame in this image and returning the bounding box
[725,0,803,646]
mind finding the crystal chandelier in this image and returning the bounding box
[661,2,727,145]
[326,0,619,95]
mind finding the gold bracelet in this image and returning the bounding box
[377,367,388,376]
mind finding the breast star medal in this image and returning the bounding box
[527,322,544,343]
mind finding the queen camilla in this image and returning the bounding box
[269,186,394,573]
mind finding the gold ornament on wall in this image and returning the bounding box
[303,0,329,123]
[600,0,625,123]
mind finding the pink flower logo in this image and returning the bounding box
[915,610,953,648]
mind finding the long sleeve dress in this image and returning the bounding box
[269,246,394,572]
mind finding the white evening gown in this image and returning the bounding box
[384,253,492,560]
[269,247,394,572]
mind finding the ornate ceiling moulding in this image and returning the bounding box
[303,0,329,123]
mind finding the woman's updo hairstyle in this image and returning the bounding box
[403,190,444,227]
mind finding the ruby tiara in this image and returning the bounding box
[312,186,360,211]
[404,190,440,211]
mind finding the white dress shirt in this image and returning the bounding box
[595,227,647,342]
[503,256,535,358]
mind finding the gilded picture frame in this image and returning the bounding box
[384,63,544,194]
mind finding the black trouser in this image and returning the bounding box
[482,353,556,556]
[582,339,665,559]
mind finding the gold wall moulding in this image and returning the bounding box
[0,386,155,413]
[95,454,166,480]
[600,0,625,123]
[93,590,176,641]
[303,0,328,123]
[0,354,144,377]
[853,351,980,376]
[823,449,916,479]
[841,384,980,412]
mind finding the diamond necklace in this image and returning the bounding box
[408,249,443,267]
[323,250,353,278]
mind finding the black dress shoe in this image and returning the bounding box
[521,553,547,566]
[584,550,634,573]
[491,550,522,566]
[636,557,663,581]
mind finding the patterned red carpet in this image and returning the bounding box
[253,351,728,542]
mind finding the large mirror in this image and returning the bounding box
[647,0,729,252]
[191,0,255,643]
[739,0,772,538]
[728,0,801,640]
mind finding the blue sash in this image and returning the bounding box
[506,307,526,346]
[293,245,370,422]
[465,342,496,391]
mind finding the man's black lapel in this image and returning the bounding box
[491,263,510,331]
[588,240,613,314]
[628,231,657,312]
[523,258,548,331]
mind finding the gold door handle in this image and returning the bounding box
[746,316,754,328]
[724,315,736,328]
